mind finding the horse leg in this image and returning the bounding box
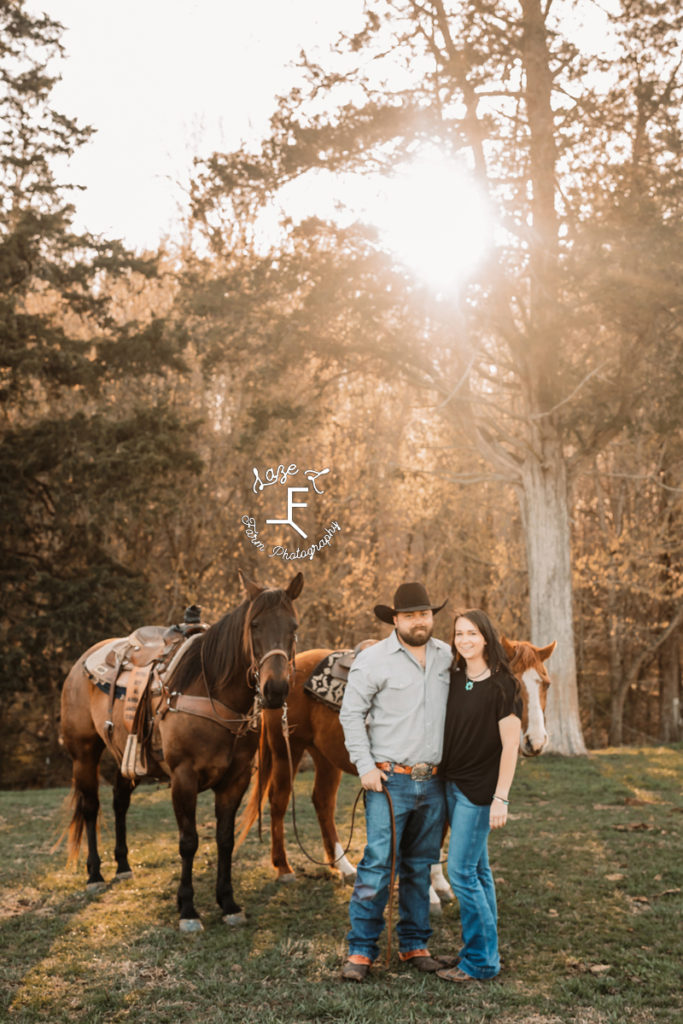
[268,740,305,881]
[170,765,202,932]
[429,823,454,913]
[112,770,134,880]
[68,737,106,890]
[430,858,455,912]
[214,755,252,926]
[309,749,356,883]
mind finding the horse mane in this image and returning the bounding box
[508,641,538,674]
[169,587,294,695]
[509,642,553,694]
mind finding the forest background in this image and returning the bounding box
[1,0,682,788]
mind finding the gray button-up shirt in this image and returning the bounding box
[339,630,452,778]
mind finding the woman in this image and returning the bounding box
[437,609,522,983]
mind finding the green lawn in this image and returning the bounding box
[2,745,681,1023]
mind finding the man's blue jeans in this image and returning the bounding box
[347,770,445,962]
[445,781,500,979]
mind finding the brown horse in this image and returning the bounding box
[237,636,556,896]
[60,569,303,931]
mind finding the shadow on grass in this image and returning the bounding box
[2,748,682,1023]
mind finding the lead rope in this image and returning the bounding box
[257,712,266,842]
[256,644,296,843]
[382,782,397,967]
[281,712,397,965]
[281,704,364,867]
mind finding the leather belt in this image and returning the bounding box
[376,761,438,781]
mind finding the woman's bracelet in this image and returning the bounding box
[493,794,509,805]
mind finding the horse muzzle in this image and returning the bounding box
[253,647,293,709]
[260,678,290,710]
[520,732,548,758]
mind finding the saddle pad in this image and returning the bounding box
[93,678,126,700]
[303,650,355,711]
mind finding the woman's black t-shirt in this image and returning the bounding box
[440,664,522,805]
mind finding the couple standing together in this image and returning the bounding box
[339,581,522,984]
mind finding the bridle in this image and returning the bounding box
[248,644,296,694]
[194,625,296,733]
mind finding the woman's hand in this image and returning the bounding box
[490,797,508,829]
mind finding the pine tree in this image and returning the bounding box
[0,1,200,784]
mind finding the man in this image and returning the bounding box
[339,581,454,981]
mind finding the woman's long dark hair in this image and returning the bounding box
[451,608,512,676]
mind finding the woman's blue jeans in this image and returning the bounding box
[445,781,500,979]
[347,771,445,962]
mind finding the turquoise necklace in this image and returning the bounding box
[465,666,490,691]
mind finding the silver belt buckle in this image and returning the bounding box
[410,762,432,781]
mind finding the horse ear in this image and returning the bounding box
[238,568,262,601]
[500,636,517,658]
[286,572,304,601]
[536,640,557,662]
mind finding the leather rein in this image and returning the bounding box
[278,702,397,965]
[164,640,295,737]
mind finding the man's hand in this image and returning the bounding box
[360,766,387,792]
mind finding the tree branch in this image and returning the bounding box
[622,605,683,697]
[528,362,609,420]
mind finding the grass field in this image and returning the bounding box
[2,745,681,1024]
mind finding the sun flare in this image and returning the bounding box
[366,151,494,291]
[269,147,495,292]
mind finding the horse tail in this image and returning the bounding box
[235,723,273,850]
[50,784,91,862]
[66,788,88,862]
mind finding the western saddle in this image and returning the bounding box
[83,607,206,779]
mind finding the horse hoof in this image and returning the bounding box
[277,873,298,884]
[429,899,443,915]
[86,881,107,893]
[179,918,204,933]
[113,871,133,882]
[222,910,247,926]
[340,870,357,886]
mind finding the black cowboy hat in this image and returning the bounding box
[374,582,447,625]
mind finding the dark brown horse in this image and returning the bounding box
[237,636,556,900]
[60,570,303,931]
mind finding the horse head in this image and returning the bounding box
[501,637,556,757]
[239,569,303,710]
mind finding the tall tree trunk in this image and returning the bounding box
[514,3,586,752]
[517,432,587,754]
[592,462,627,747]
[609,685,627,747]
[658,458,681,742]
[659,628,681,742]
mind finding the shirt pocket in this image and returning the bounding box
[383,677,420,717]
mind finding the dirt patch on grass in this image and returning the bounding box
[0,885,45,919]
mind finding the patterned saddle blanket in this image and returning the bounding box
[304,642,376,710]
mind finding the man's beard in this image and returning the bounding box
[397,623,433,647]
